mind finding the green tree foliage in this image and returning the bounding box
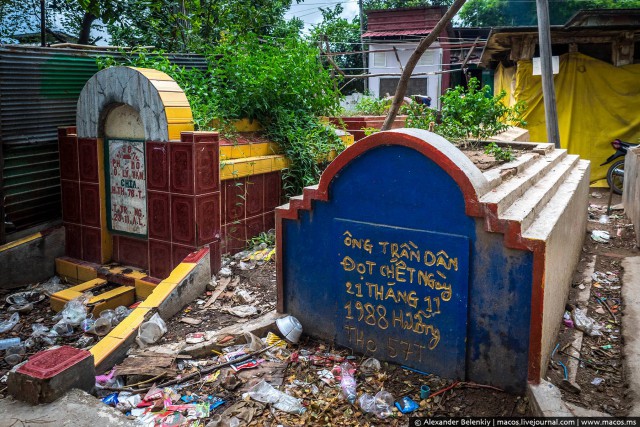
[99,34,344,196]
[1,0,301,48]
[107,0,300,51]
[309,5,363,93]
[0,1,45,43]
[459,0,640,27]
[405,77,527,142]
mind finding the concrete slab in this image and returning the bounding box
[0,389,134,427]
[528,379,610,417]
[622,256,640,416]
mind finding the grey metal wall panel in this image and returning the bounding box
[0,45,206,241]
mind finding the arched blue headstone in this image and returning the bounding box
[277,130,533,392]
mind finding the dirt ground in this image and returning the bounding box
[546,188,639,416]
[0,184,636,424]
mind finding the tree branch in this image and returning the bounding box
[381,0,467,131]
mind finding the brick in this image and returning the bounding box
[8,346,95,404]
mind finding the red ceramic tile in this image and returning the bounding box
[225,221,246,254]
[194,143,219,194]
[172,243,196,269]
[245,174,265,216]
[208,240,222,273]
[147,191,171,241]
[80,183,101,228]
[111,235,119,261]
[183,247,209,263]
[117,236,149,270]
[146,142,169,192]
[58,126,72,138]
[246,214,264,242]
[171,195,196,246]
[61,180,81,223]
[196,193,221,246]
[264,171,282,211]
[82,226,102,264]
[149,239,172,279]
[180,132,194,143]
[193,132,219,143]
[78,138,99,183]
[170,142,194,194]
[65,223,82,259]
[58,136,79,180]
[224,178,246,223]
[264,211,275,232]
[17,346,90,379]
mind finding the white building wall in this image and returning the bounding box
[368,43,443,109]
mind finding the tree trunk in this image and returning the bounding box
[381,0,467,131]
[77,11,97,45]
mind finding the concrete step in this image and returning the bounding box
[501,154,581,232]
[480,148,567,216]
[483,152,542,189]
[522,159,590,240]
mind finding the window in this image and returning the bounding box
[372,52,386,67]
[417,52,434,66]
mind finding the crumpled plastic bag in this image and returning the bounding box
[136,313,167,347]
[572,307,603,336]
[246,380,306,414]
[0,313,19,333]
[358,390,394,419]
[58,295,89,326]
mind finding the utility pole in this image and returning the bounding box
[535,0,561,148]
[358,0,367,92]
[40,0,46,47]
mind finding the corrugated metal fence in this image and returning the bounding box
[0,45,206,243]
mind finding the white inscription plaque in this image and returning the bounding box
[107,139,147,236]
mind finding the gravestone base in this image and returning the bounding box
[8,346,95,404]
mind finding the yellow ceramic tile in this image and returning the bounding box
[135,68,173,81]
[90,286,136,316]
[233,118,263,132]
[269,143,281,153]
[230,145,251,159]
[168,123,195,141]
[165,263,195,283]
[76,264,98,282]
[90,336,125,367]
[108,308,150,339]
[97,138,112,263]
[135,280,158,300]
[252,157,274,175]
[55,258,78,280]
[340,134,355,147]
[220,146,232,160]
[0,233,41,252]
[220,162,248,180]
[272,156,290,170]
[165,107,194,121]
[151,80,183,92]
[249,143,272,157]
[159,91,190,107]
[138,283,177,309]
[125,270,147,280]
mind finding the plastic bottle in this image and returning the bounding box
[0,337,21,351]
[340,362,357,404]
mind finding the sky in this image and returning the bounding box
[285,0,361,30]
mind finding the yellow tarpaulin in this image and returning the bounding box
[495,53,640,185]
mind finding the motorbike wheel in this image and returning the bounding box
[606,159,625,195]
